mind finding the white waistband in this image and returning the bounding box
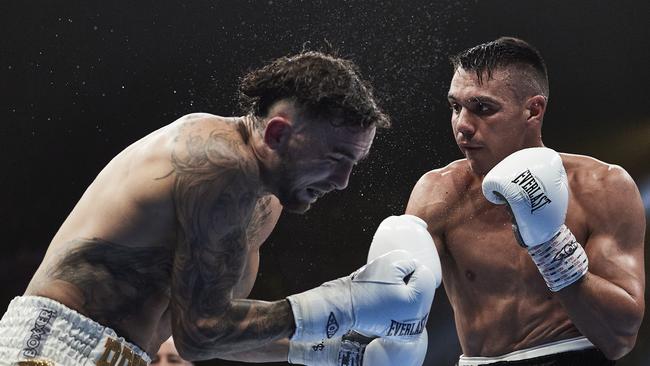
[458,336,595,365]
[0,296,151,365]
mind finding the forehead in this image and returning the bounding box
[314,123,376,158]
[328,125,375,149]
[448,68,518,103]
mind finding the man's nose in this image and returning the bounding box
[331,162,354,190]
[455,109,476,139]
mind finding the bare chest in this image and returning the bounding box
[441,195,588,292]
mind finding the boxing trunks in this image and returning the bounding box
[0,296,151,365]
[457,336,614,366]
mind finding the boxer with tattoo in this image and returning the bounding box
[0,52,438,365]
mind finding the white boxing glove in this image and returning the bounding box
[362,329,428,366]
[288,330,427,366]
[288,215,436,365]
[482,147,568,247]
[287,250,436,342]
[482,147,588,291]
[368,215,442,289]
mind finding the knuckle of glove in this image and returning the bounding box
[363,330,428,365]
[357,250,415,282]
[368,215,441,287]
[482,147,569,246]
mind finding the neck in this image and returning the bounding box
[475,138,546,179]
[523,126,545,148]
[523,135,545,149]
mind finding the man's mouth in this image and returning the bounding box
[306,188,325,199]
[458,141,482,149]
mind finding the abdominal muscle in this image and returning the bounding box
[449,280,582,357]
[443,219,582,357]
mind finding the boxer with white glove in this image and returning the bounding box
[288,215,442,365]
[482,147,588,292]
[404,37,645,363]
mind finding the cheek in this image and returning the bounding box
[312,162,336,178]
[485,113,519,134]
[293,161,331,183]
[502,118,526,138]
[483,121,525,153]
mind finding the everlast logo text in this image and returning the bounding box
[385,313,429,337]
[511,169,552,213]
[22,309,57,358]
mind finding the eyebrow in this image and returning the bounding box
[469,96,500,104]
[447,94,500,104]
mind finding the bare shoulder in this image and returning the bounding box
[168,113,256,172]
[117,113,235,170]
[409,159,472,198]
[110,113,254,209]
[561,153,640,201]
[406,159,473,231]
[170,113,245,146]
[561,153,645,239]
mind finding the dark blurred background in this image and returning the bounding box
[1,1,648,365]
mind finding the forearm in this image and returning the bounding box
[174,299,295,361]
[558,272,644,359]
[217,338,290,363]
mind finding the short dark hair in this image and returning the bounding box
[238,51,390,129]
[450,37,549,98]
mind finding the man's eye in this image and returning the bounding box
[449,103,461,113]
[475,102,495,115]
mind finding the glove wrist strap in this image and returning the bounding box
[287,278,353,342]
[337,336,366,366]
[288,332,370,366]
[528,225,589,292]
[288,338,341,365]
[337,331,373,366]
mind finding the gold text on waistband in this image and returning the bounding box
[18,360,55,366]
[96,337,146,366]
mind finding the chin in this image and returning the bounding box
[282,201,311,214]
[278,193,312,214]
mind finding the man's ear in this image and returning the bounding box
[264,117,292,150]
[525,95,547,124]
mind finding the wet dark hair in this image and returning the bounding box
[238,51,390,129]
[450,37,549,98]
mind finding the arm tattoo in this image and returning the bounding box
[246,196,273,242]
[170,125,293,357]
